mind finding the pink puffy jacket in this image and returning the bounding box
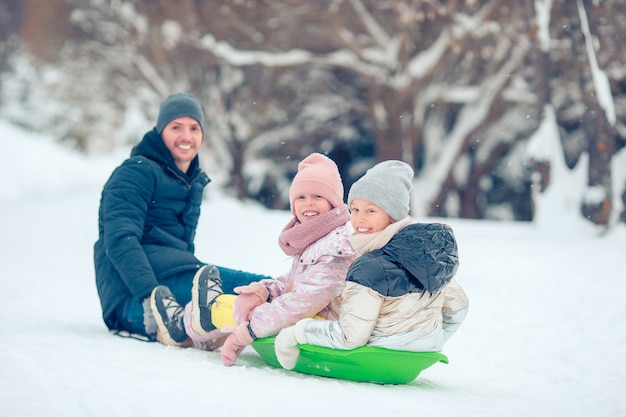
[248,222,355,338]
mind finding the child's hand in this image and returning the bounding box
[233,283,269,324]
[274,319,313,370]
[221,321,255,366]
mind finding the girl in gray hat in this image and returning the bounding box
[274,160,469,369]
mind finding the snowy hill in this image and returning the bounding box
[1,121,624,417]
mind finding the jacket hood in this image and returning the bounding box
[380,223,459,293]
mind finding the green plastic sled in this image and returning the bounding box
[251,337,448,384]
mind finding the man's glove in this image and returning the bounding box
[233,283,269,324]
[221,321,255,366]
[274,319,313,370]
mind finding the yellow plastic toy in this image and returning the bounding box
[211,294,237,328]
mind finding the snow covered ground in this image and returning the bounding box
[1,120,624,417]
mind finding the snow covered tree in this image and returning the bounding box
[543,0,618,226]
[0,0,23,75]
[3,0,626,225]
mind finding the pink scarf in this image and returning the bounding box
[278,204,350,256]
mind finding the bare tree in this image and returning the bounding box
[6,0,626,224]
[546,0,618,226]
[187,0,546,219]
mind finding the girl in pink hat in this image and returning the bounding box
[187,153,356,366]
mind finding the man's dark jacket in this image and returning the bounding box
[94,128,209,330]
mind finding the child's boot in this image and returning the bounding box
[191,265,224,335]
[183,303,229,351]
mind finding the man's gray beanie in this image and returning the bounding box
[347,160,414,221]
[156,93,204,133]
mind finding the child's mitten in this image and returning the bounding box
[233,283,269,324]
[274,319,313,370]
[221,321,255,366]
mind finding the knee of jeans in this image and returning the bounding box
[217,267,269,294]
[162,273,194,305]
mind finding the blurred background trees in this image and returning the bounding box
[1,0,625,226]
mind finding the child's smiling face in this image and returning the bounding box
[293,193,333,223]
[349,198,394,234]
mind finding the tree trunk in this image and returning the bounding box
[369,86,405,162]
[564,0,614,225]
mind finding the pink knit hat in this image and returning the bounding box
[289,153,344,214]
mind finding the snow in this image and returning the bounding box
[535,0,553,52]
[1,119,624,417]
[200,33,313,67]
